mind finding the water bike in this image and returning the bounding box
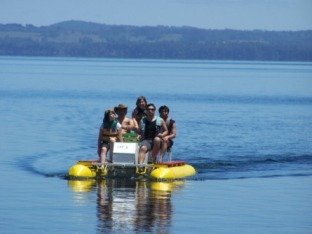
[67,141,196,180]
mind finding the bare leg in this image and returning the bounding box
[151,137,162,163]
[108,138,116,163]
[160,140,168,162]
[109,142,114,162]
[138,145,148,164]
[99,147,108,164]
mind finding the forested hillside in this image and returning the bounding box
[0,20,311,61]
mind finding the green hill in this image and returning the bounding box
[0,20,311,61]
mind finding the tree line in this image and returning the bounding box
[0,20,311,61]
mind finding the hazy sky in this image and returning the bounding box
[1,0,311,30]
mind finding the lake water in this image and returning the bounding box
[0,56,311,233]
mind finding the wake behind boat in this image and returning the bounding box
[67,142,196,180]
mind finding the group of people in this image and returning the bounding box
[97,96,176,164]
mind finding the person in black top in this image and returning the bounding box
[138,103,168,164]
[132,96,147,132]
[159,105,176,162]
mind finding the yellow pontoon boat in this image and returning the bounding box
[67,142,196,180]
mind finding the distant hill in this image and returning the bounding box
[0,20,311,61]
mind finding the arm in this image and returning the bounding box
[117,127,123,142]
[115,122,123,142]
[128,118,135,131]
[132,118,139,133]
[164,122,176,142]
[157,119,168,138]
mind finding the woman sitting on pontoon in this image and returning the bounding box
[97,109,123,163]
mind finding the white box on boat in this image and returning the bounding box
[112,142,138,164]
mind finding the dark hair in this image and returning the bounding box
[146,103,156,110]
[136,96,147,107]
[103,109,115,123]
[159,105,170,113]
[102,109,117,130]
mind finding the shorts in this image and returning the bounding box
[139,139,154,151]
[100,141,110,150]
[168,139,174,149]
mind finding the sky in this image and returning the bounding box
[1,0,311,31]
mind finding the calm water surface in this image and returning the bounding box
[0,56,311,233]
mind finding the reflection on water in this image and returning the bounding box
[68,180,97,205]
[68,179,184,233]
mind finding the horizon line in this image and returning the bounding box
[1,20,312,32]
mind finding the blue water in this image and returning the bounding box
[0,56,311,233]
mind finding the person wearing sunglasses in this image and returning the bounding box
[138,103,168,164]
